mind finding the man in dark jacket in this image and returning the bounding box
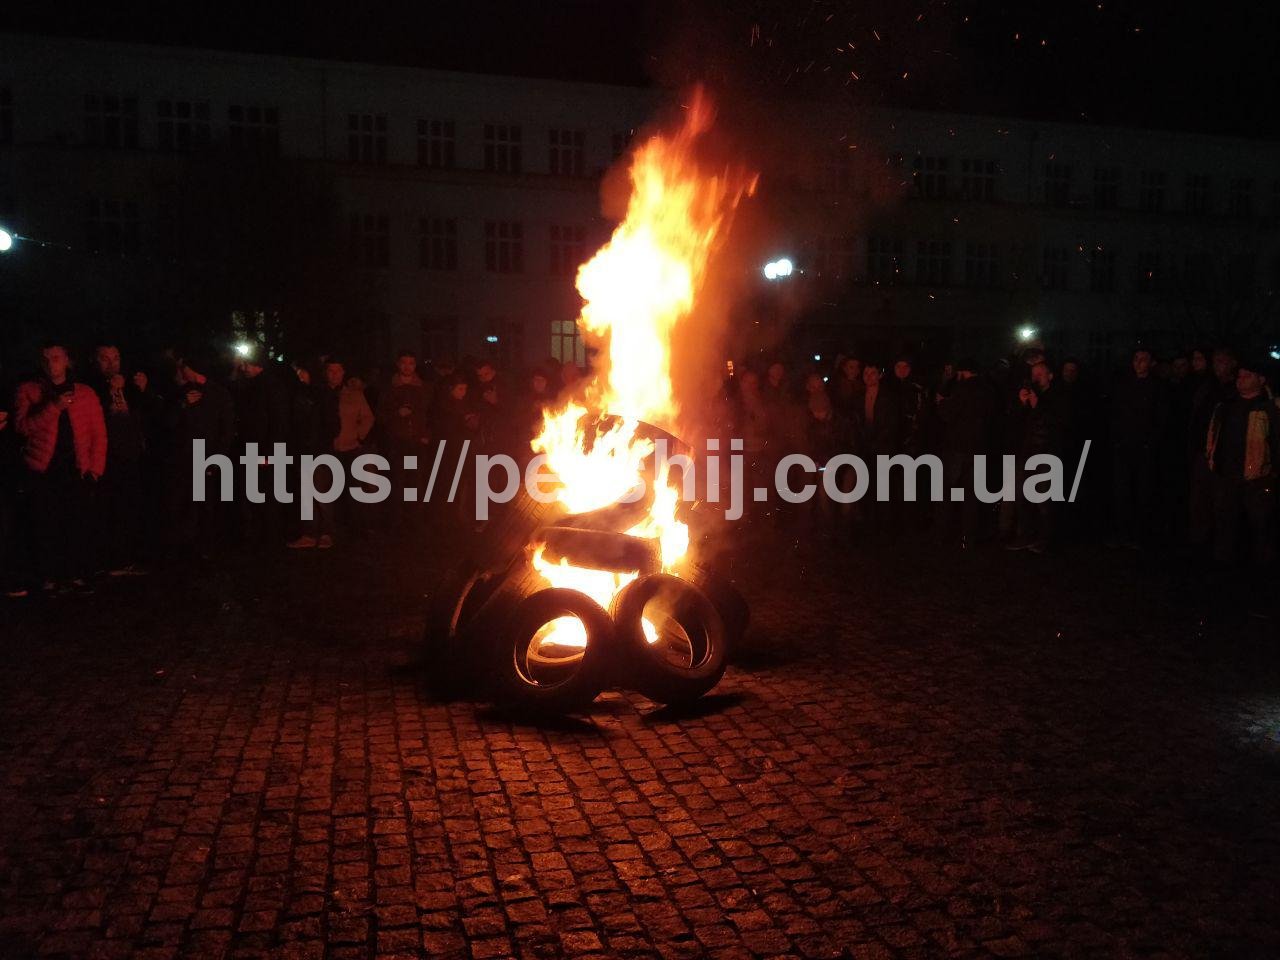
[1205,358,1276,567]
[937,359,996,544]
[1008,361,1065,553]
[89,344,155,574]
[1188,348,1238,546]
[378,350,432,530]
[1109,348,1167,547]
[232,347,292,545]
[167,353,235,552]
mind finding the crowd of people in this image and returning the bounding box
[0,337,1276,600]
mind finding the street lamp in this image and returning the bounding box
[1017,325,1038,343]
[762,257,794,281]
[0,227,13,253]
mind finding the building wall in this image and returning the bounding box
[2,33,1277,373]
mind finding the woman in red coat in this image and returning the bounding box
[13,343,107,591]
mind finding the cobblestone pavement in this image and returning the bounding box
[0,533,1277,960]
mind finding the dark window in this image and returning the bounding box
[1138,170,1166,213]
[85,94,138,148]
[1041,246,1069,290]
[964,242,998,287]
[1184,174,1211,215]
[960,159,997,201]
[228,104,280,153]
[1229,177,1254,218]
[610,130,634,160]
[1089,247,1117,293]
[348,113,388,164]
[1134,250,1160,293]
[549,224,586,276]
[817,146,854,192]
[416,119,455,169]
[0,87,11,145]
[912,155,949,199]
[548,128,585,176]
[421,316,459,364]
[483,123,522,173]
[85,198,140,256]
[867,238,903,284]
[484,220,523,273]
[1093,165,1121,210]
[915,240,952,285]
[1044,163,1072,207]
[418,217,457,271]
[157,99,210,152]
[489,318,526,368]
[349,212,390,268]
[810,235,856,277]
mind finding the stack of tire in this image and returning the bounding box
[423,488,747,714]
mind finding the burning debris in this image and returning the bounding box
[424,92,755,713]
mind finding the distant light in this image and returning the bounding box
[822,376,829,382]
[762,257,795,281]
[813,353,822,362]
[1018,325,1038,342]
[1271,347,1280,361]
[233,340,254,358]
[0,228,12,253]
[485,335,499,344]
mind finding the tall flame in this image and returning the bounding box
[529,91,755,643]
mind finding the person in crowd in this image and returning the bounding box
[1188,348,1238,547]
[830,355,864,423]
[88,344,153,575]
[473,360,513,455]
[167,352,235,553]
[286,361,329,549]
[231,344,291,546]
[854,363,901,534]
[14,343,108,592]
[937,358,996,546]
[1204,357,1277,568]
[800,371,839,534]
[434,371,482,533]
[1109,347,1166,548]
[520,367,555,453]
[732,369,771,525]
[1008,361,1064,553]
[377,349,433,530]
[890,355,928,457]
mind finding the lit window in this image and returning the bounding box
[551,318,585,366]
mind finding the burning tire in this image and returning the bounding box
[476,485,568,568]
[487,588,616,713]
[610,574,729,704]
[538,526,661,575]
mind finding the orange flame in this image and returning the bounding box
[529,90,756,645]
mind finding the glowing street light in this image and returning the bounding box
[1017,325,1038,342]
[0,228,13,253]
[762,257,794,281]
[233,340,255,359]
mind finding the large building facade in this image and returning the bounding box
[2,33,1277,371]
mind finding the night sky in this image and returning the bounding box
[4,0,1279,137]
